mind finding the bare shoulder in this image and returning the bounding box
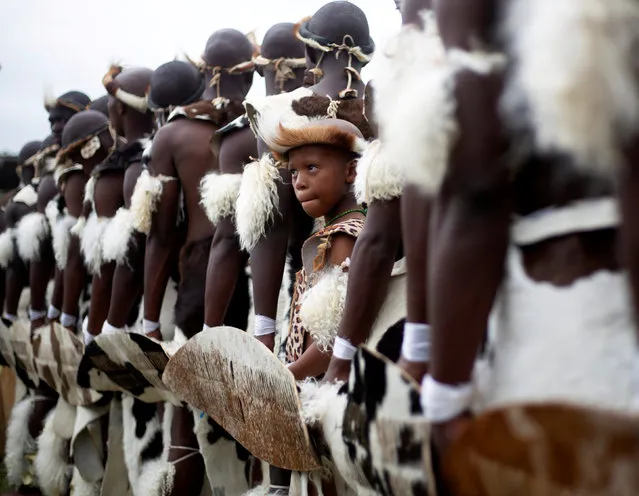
[219,127,258,174]
[328,233,357,266]
[37,174,58,212]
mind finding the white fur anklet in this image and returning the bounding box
[333,336,357,361]
[60,313,77,328]
[28,308,47,322]
[401,322,431,363]
[422,375,473,422]
[102,321,124,335]
[254,315,276,337]
[47,306,61,320]
[143,319,160,335]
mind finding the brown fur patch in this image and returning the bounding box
[272,123,357,155]
[292,96,373,139]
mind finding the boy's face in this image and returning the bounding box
[288,144,356,219]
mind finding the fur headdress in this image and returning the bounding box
[103,65,151,114]
[271,118,367,162]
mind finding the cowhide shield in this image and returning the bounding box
[32,323,102,406]
[10,319,40,388]
[339,347,436,496]
[77,332,180,404]
[0,320,16,369]
[163,326,320,472]
[443,403,639,496]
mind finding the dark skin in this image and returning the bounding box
[105,88,155,329]
[429,0,619,471]
[3,200,33,318]
[28,174,58,331]
[60,170,87,326]
[203,128,256,327]
[283,144,360,380]
[86,171,124,336]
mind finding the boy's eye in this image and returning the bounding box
[308,164,318,172]
[290,168,298,177]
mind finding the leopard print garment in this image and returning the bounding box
[285,217,365,364]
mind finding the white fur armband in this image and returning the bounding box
[299,263,350,353]
[0,228,15,269]
[254,315,276,337]
[16,212,50,262]
[354,139,404,204]
[333,336,357,361]
[51,213,77,270]
[199,172,242,225]
[102,207,134,265]
[236,154,282,252]
[401,322,431,363]
[12,184,38,206]
[80,213,110,276]
[421,375,473,422]
[60,313,77,328]
[130,170,177,235]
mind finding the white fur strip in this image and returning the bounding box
[0,228,15,269]
[299,263,349,353]
[5,396,35,487]
[121,396,173,496]
[35,408,71,496]
[236,155,281,252]
[199,172,242,225]
[503,0,639,171]
[12,184,38,206]
[354,139,404,204]
[16,212,50,262]
[80,213,111,276]
[84,176,96,209]
[130,170,177,235]
[244,86,315,152]
[374,14,457,194]
[102,207,134,265]
[52,213,77,270]
[193,410,251,495]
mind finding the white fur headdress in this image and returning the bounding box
[502,0,639,171]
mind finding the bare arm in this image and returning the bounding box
[289,234,357,380]
[61,172,87,324]
[144,129,180,333]
[29,175,58,316]
[107,232,144,328]
[204,129,256,327]
[323,200,401,382]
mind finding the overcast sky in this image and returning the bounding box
[0,0,399,154]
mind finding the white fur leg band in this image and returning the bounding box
[254,315,276,337]
[143,319,160,335]
[401,322,431,363]
[332,337,357,361]
[47,306,61,320]
[199,172,242,225]
[102,321,124,335]
[422,375,473,423]
[60,313,77,328]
